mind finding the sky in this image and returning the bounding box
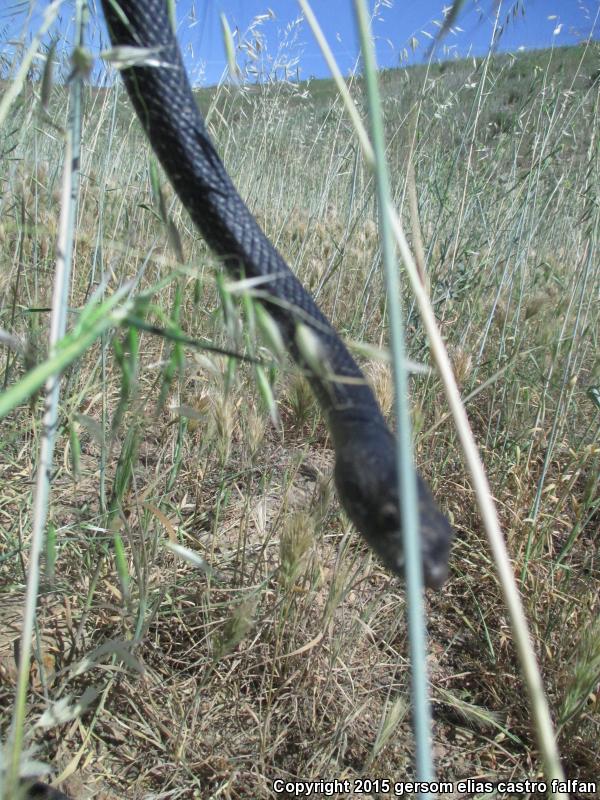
[170,0,600,84]
[3,0,600,86]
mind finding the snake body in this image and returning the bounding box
[98,0,453,589]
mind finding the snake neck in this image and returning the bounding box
[327,405,390,450]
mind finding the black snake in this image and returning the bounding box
[22,3,455,797]
[98,0,454,588]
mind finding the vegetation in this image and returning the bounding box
[0,10,599,798]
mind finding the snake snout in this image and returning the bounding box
[417,484,454,589]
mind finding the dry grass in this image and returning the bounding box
[1,14,599,800]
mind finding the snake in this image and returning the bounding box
[96,0,454,588]
[22,4,455,797]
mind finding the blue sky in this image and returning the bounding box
[170,0,600,84]
[3,1,600,85]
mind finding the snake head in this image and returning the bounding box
[332,414,453,589]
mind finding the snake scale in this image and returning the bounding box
[20,4,455,798]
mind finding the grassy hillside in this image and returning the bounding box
[1,26,599,800]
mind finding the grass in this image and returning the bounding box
[1,8,599,799]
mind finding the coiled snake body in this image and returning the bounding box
[99,0,454,589]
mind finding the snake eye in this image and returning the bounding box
[379,501,398,529]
